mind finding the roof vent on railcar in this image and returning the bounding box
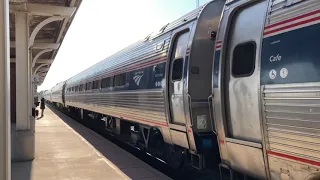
[144,32,153,42]
[159,23,169,33]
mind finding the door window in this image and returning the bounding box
[232,42,256,77]
[171,58,183,81]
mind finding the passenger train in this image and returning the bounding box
[44,0,320,179]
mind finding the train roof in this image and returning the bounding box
[64,2,211,86]
[50,81,66,92]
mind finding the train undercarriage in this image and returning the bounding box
[53,103,189,170]
[49,101,220,172]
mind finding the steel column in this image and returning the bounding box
[13,11,35,161]
[0,0,11,179]
[15,12,30,130]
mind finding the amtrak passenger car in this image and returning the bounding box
[213,0,320,179]
[47,0,320,178]
[47,81,66,107]
[47,0,225,169]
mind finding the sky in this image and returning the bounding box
[38,0,211,91]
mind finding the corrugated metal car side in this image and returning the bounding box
[263,84,320,162]
[65,89,167,126]
[266,0,320,25]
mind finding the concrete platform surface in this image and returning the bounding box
[12,106,171,180]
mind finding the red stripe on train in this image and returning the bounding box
[265,9,320,30]
[267,150,320,167]
[186,47,191,55]
[264,16,320,36]
[126,57,166,71]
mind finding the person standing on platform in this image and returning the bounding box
[40,97,45,117]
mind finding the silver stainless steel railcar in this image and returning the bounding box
[47,0,225,169]
[49,81,66,108]
[42,90,51,102]
[213,0,320,179]
[46,0,320,178]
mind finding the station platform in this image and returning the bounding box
[12,106,171,180]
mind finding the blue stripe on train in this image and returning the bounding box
[110,62,166,91]
[213,50,220,88]
[111,55,189,92]
[261,23,320,85]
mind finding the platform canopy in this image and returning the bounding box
[9,0,82,84]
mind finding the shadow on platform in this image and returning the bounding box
[47,106,169,180]
[12,161,33,180]
[11,106,169,180]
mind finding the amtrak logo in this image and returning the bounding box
[133,74,143,86]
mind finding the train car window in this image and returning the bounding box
[101,77,111,88]
[86,82,92,90]
[172,58,183,81]
[92,80,100,89]
[72,87,75,91]
[79,84,84,91]
[92,81,96,89]
[75,86,79,92]
[232,42,256,77]
[89,82,92,90]
[114,73,126,87]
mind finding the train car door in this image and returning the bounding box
[168,30,190,125]
[222,1,268,179]
[62,83,66,106]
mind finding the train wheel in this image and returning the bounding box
[166,144,185,170]
[148,129,166,160]
[105,116,114,131]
